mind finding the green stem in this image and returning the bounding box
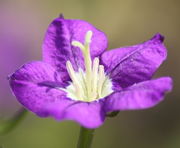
[77,126,95,148]
[106,111,119,118]
[0,108,28,135]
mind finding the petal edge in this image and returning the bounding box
[104,77,173,112]
[101,33,167,88]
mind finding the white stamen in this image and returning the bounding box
[92,58,99,98]
[66,61,82,99]
[98,65,105,98]
[72,41,85,51]
[85,31,93,44]
[65,30,113,102]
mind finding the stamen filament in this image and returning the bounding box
[84,31,93,100]
[72,41,85,51]
[65,30,113,102]
[98,65,105,98]
[66,61,82,99]
[92,58,99,98]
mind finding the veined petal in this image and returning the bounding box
[101,34,167,88]
[9,61,105,128]
[9,61,66,115]
[43,16,108,81]
[104,77,173,112]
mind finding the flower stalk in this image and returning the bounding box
[77,126,95,148]
[0,108,27,135]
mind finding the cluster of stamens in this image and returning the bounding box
[65,31,113,102]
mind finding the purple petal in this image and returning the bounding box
[9,61,66,114]
[101,34,167,88]
[9,61,105,128]
[43,17,108,81]
[45,100,105,129]
[104,77,173,112]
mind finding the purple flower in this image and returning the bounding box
[9,16,172,128]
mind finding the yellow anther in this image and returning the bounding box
[85,31,93,44]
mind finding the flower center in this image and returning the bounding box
[65,31,113,102]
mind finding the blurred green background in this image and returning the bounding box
[0,0,180,147]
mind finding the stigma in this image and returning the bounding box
[65,31,113,102]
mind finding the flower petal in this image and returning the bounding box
[9,61,66,114]
[9,61,105,128]
[104,77,172,112]
[43,16,108,81]
[45,100,105,129]
[101,34,167,88]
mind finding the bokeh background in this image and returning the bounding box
[0,0,179,147]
